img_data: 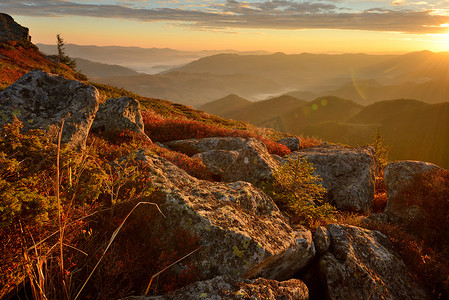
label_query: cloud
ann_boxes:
[1,0,449,33]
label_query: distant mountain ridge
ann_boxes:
[37,43,270,74]
[75,58,140,78]
[95,72,283,106]
[76,49,449,105]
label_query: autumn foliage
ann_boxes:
[142,111,291,157]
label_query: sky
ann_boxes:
[2,0,449,53]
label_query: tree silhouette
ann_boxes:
[55,33,76,69]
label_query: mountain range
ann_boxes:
[36,43,269,74]
[38,43,449,106]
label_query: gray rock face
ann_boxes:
[0,13,31,42]
[195,138,281,184]
[277,137,300,152]
[135,150,315,281]
[313,226,330,255]
[319,224,428,300]
[384,160,442,222]
[0,70,100,148]
[165,137,280,184]
[91,96,149,139]
[165,137,248,156]
[140,275,308,300]
[289,145,376,212]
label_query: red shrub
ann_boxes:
[88,130,212,180]
[149,144,213,181]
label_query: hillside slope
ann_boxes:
[0,40,85,89]
[75,57,140,78]
[222,95,307,125]
[199,94,253,116]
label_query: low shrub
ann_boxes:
[262,157,336,227]
[0,120,205,299]
[395,169,449,254]
[364,220,449,299]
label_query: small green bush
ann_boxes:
[262,157,336,227]
[370,129,390,174]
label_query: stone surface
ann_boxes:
[136,275,308,300]
[194,138,281,184]
[0,70,100,148]
[384,160,442,222]
[288,145,376,212]
[312,226,330,255]
[134,149,315,281]
[165,137,248,156]
[91,96,149,139]
[0,13,31,42]
[277,137,300,152]
[319,224,428,300]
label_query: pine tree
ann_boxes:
[55,33,76,69]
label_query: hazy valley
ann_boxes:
[50,47,449,106]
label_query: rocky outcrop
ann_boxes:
[318,224,427,300]
[138,275,308,300]
[288,145,376,212]
[165,137,280,184]
[0,13,31,42]
[134,149,315,281]
[384,160,442,222]
[0,70,100,148]
[312,226,330,255]
[91,96,149,139]
[277,137,300,152]
[165,137,247,156]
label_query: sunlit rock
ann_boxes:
[0,70,99,148]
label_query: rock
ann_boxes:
[194,138,281,184]
[165,137,280,184]
[277,137,300,152]
[384,160,442,222]
[0,13,31,42]
[134,275,308,300]
[165,137,248,156]
[0,70,100,148]
[91,96,149,139]
[288,145,376,212]
[319,224,427,300]
[313,226,330,255]
[134,150,315,281]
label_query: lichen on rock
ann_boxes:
[134,149,315,282]
[0,70,100,148]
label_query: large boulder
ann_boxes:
[91,96,149,139]
[318,224,428,300]
[138,275,308,300]
[384,160,442,222]
[288,145,376,212]
[199,138,280,184]
[0,13,31,42]
[166,137,281,184]
[134,149,315,281]
[0,70,100,148]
